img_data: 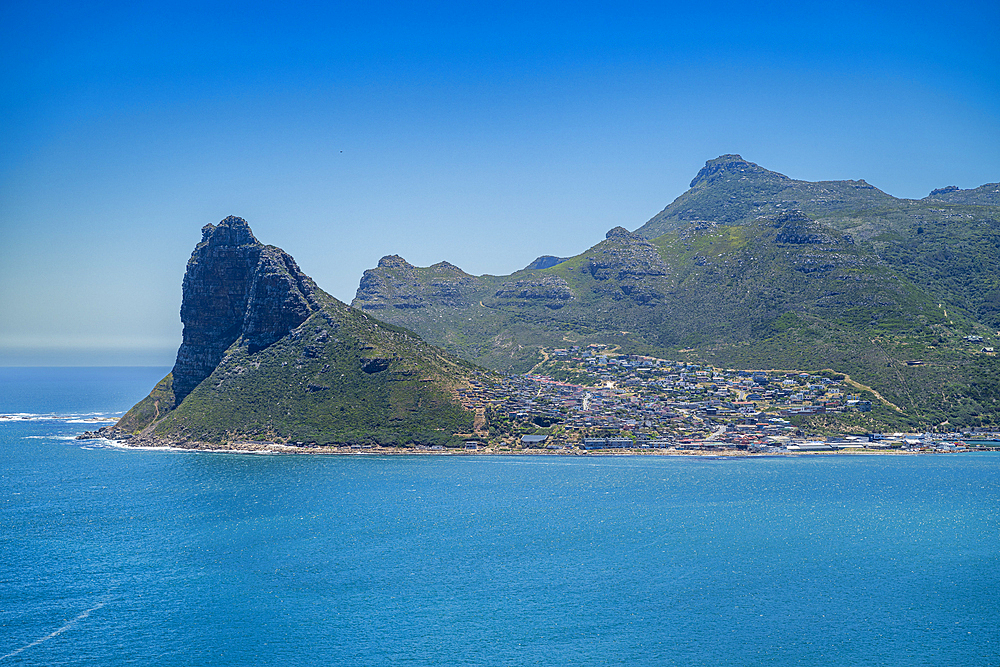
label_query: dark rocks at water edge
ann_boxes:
[100,216,482,449]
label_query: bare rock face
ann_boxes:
[494,275,574,308]
[523,255,569,270]
[588,227,669,281]
[354,255,478,312]
[170,216,319,403]
[772,210,840,245]
[243,247,318,353]
[688,154,790,189]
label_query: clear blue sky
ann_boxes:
[2,0,998,365]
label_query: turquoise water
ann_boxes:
[1,368,998,665]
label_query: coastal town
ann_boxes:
[454,344,1000,455]
[44,341,999,456]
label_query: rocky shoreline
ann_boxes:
[77,429,951,457]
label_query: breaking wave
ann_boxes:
[0,412,120,423]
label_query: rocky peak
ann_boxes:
[606,226,636,240]
[199,215,259,247]
[378,254,413,269]
[171,217,319,404]
[431,261,466,274]
[524,255,569,271]
[689,154,790,189]
[922,182,1000,206]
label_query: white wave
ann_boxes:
[0,602,104,661]
[1,412,121,424]
[23,435,80,441]
[82,438,180,452]
[0,414,52,422]
[99,440,291,455]
[79,438,131,450]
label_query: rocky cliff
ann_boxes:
[171,216,320,404]
[101,217,480,448]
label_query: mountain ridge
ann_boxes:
[351,155,1000,430]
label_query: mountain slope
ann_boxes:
[105,216,480,448]
[635,154,899,239]
[352,157,1000,429]
[632,155,1000,328]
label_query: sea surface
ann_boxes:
[1,367,997,666]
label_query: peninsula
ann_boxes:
[86,216,484,449]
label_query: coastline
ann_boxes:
[81,435,963,457]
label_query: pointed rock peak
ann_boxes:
[173,216,317,404]
[606,226,636,240]
[524,255,569,271]
[432,260,462,271]
[378,254,413,269]
[690,154,790,188]
[200,215,259,247]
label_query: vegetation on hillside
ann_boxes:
[350,156,1000,430]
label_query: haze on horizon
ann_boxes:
[2,0,998,366]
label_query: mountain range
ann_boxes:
[352,155,1000,430]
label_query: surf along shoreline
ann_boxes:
[75,431,958,457]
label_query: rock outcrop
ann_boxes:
[354,255,478,312]
[170,216,320,404]
[494,275,574,307]
[923,182,1000,206]
[524,255,569,270]
[588,227,669,282]
[772,210,829,245]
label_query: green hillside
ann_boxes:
[352,157,1000,430]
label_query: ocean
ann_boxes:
[1,367,997,666]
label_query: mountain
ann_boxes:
[101,216,482,448]
[634,155,1000,329]
[923,183,1000,207]
[634,154,899,239]
[352,156,1000,430]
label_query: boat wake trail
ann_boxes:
[0,602,105,661]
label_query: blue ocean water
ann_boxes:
[1,368,997,666]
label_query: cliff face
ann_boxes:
[170,216,319,404]
[354,255,479,312]
[587,226,669,283]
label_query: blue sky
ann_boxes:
[2,0,998,365]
